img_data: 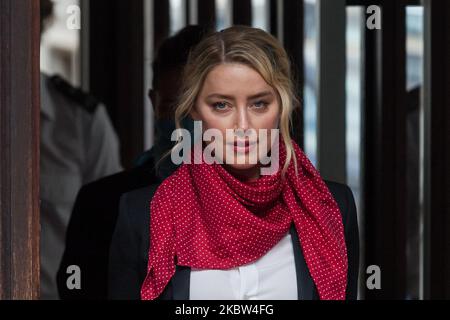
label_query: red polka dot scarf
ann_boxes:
[141,137,348,300]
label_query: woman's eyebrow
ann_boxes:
[248,91,273,100]
[206,93,234,100]
[206,91,273,100]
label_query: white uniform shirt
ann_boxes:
[40,73,123,299]
[189,231,298,300]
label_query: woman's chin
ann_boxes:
[224,162,258,171]
[222,162,262,182]
[222,151,260,169]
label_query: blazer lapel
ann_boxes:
[289,223,318,300]
[171,264,191,300]
[156,264,190,300]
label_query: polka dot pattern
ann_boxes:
[140,137,348,300]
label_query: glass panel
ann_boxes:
[252,0,270,31]
[346,6,365,299]
[216,0,233,30]
[169,0,186,35]
[405,5,424,300]
[345,7,364,241]
[303,0,318,166]
[407,7,424,91]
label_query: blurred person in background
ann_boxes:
[57,25,210,299]
[40,0,122,299]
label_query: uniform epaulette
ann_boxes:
[49,75,100,114]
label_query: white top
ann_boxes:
[189,231,298,300]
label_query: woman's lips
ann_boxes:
[228,140,257,154]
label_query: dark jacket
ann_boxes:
[56,162,157,299]
[108,180,360,300]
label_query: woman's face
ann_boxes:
[191,63,280,179]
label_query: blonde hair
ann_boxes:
[161,25,300,177]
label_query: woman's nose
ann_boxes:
[236,107,250,131]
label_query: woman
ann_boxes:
[109,26,359,300]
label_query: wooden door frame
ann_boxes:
[0,0,40,299]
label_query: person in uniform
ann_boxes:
[40,0,122,299]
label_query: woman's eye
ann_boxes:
[212,101,229,111]
[252,101,269,109]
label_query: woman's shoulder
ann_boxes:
[118,184,160,226]
[119,167,182,216]
[323,180,357,222]
[323,180,352,200]
[121,184,159,205]
[116,174,181,241]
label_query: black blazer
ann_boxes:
[108,181,359,300]
[57,163,157,299]
[108,180,359,300]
